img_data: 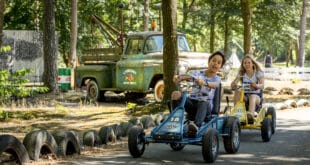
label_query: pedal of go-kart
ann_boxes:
[154,133,181,140]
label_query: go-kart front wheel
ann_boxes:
[128,126,146,158]
[202,128,219,163]
[170,142,185,151]
[223,116,241,153]
[261,117,272,142]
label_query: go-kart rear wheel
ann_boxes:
[266,106,276,134]
[128,126,145,158]
[202,128,219,163]
[223,116,240,153]
[261,117,272,142]
[169,142,185,151]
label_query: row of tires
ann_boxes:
[0,114,163,164]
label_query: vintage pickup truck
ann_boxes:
[74,31,210,102]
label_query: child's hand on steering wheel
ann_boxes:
[196,78,205,86]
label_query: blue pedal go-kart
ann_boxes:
[128,80,241,163]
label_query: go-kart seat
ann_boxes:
[204,83,222,122]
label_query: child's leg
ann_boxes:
[194,101,210,127]
[171,91,182,109]
[248,94,261,116]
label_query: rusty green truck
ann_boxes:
[74,31,210,102]
[74,14,211,102]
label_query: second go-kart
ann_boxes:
[224,76,276,142]
[128,80,241,163]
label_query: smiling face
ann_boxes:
[242,57,254,72]
[208,54,223,73]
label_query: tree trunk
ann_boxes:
[143,0,150,31]
[297,0,308,67]
[240,0,252,55]
[43,0,58,92]
[162,0,178,107]
[0,0,5,48]
[223,16,229,56]
[285,43,291,67]
[181,0,195,30]
[69,0,77,68]
[209,1,215,53]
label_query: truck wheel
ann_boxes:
[170,142,185,151]
[86,80,105,101]
[261,117,272,142]
[266,106,276,134]
[202,128,219,163]
[154,80,164,102]
[223,116,240,153]
[128,126,145,158]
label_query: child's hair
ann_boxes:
[208,51,226,67]
[237,54,264,82]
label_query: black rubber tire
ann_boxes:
[83,130,102,147]
[119,121,134,137]
[111,124,122,140]
[86,80,105,102]
[266,106,276,134]
[202,128,219,163]
[23,129,58,161]
[125,92,147,100]
[53,131,81,156]
[153,113,164,126]
[99,126,116,144]
[128,126,145,158]
[223,116,241,153]
[261,118,272,142]
[140,115,155,129]
[154,80,164,102]
[169,143,186,151]
[0,134,30,164]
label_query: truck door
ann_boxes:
[116,37,146,92]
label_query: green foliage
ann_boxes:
[126,102,166,116]
[0,110,35,121]
[0,45,12,53]
[0,69,49,102]
[3,0,308,65]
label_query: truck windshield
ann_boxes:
[144,35,190,53]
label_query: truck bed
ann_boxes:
[81,48,122,64]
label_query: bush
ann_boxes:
[0,69,49,103]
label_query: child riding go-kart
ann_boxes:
[128,79,241,163]
[224,76,276,142]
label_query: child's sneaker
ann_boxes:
[188,121,198,133]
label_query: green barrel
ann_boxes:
[58,68,71,91]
